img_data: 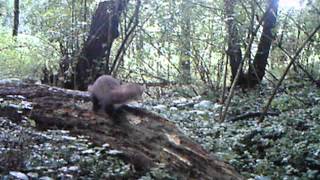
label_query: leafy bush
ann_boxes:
[0,27,59,79]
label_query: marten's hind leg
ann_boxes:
[91,95,101,112]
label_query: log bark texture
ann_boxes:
[0,81,243,180]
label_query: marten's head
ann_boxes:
[88,75,144,114]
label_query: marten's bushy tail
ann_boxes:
[109,84,144,104]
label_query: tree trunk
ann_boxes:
[224,0,245,85]
[179,0,192,84]
[0,81,243,180]
[248,0,279,86]
[75,0,127,90]
[12,0,19,37]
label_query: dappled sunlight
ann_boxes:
[279,0,305,10]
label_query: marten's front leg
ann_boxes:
[104,104,115,116]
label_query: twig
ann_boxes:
[228,111,280,122]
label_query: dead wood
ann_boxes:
[0,81,243,180]
[228,111,280,122]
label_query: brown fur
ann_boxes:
[88,75,144,114]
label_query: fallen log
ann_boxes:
[0,81,243,179]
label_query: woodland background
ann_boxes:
[0,0,320,179]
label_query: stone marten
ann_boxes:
[88,75,144,115]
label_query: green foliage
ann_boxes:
[271,94,304,111]
[1,0,319,85]
[0,128,31,173]
[0,28,59,79]
[139,165,178,180]
[78,153,130,179]
[310,106,320,118]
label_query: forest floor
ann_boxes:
[0,79,319,179]
[146,81,320,180]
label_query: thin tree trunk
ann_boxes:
[224,0,244,85]
[83,0,88,42]
[12,0,19,37]
[179,0,192,84]
[111,0,141,75]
